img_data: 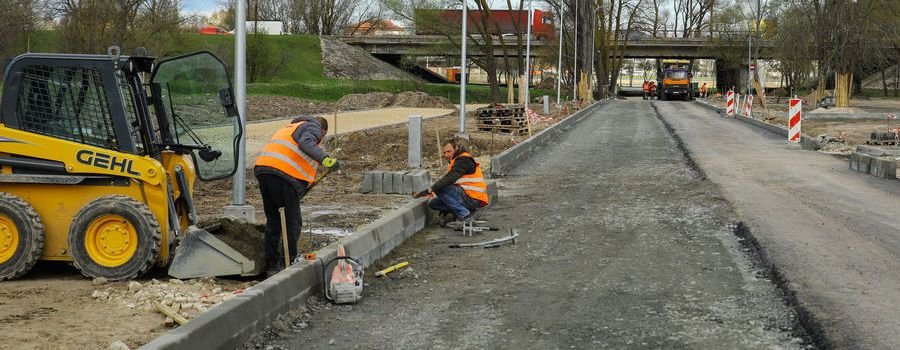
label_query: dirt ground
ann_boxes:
[0,94,579,350]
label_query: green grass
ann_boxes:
[6,31,555,103]
[248,80,556,103]
[860,88,900,99]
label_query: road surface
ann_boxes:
[246,99,810,349]
[657,100,900,349]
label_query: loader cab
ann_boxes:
[0,53,150,158]
[149,51,242,181]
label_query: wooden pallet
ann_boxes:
[478,126,528,135]
[477,119,527,128]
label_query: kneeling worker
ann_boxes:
[414,138,489,223]
[255,115,339,275]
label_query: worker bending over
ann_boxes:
[414,138,489,224]
[254,115,339,275]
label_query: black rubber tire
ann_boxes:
[68,195,161,280]
[0,192,44,281]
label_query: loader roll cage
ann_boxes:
[0,50,242,182]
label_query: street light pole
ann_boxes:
[573,0,578,101]
[225,0,255,222]
[459,0,468,135]
[556,11,563,105]
[525,0,533,109]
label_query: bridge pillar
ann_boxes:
[715,59,748,94]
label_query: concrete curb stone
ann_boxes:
[693,100,819,151]
[143,172,502,349]
[490,100,610,177]
[141,198,433,350]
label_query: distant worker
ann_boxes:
[642,80,650,100]
[255,115,340,276]
[649,81,658,100]
[414,138,488,225]
[700,83,708,98]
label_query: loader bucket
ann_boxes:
[168,225,259,279]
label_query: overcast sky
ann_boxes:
[183,0,219,15]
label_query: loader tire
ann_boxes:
[0,193,44,281]
[68,195,161,281]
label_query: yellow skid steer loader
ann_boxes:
[0,48,257,280]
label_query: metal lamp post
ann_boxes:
[524,0,533,109]
[556,11,563,106]
[573,0,578,100]
[226,0,255,222]
[458,0,468,136]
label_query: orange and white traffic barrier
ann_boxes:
[726,90,735,115]
[742,95,753,117]
[788,98,802,142]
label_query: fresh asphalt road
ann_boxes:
[657,100,900,349]
[247,99,809,349]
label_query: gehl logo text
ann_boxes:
[76,150,141,176]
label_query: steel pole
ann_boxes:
[525,0,533,108]
[232,0,247,206]
[556,13,563,105]
[459,1,468,134]
[573,0,578,100]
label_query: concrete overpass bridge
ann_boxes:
[335,34,776,60]
[336,33,776,92]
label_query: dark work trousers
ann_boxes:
[257,174,308,268]
[428,185,480,218]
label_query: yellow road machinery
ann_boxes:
[0,48,256,280]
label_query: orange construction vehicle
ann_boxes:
[657,59,692,101]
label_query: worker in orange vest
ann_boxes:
[649,81,658,99]
[642,80,650,100]
[414,138,488,225]
[255,115,340,275]
[700,83,708,98]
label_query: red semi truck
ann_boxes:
[415,9,556,40]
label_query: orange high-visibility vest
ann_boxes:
[700,84,707,93]
[255,121,319,183]
[448,152,488,206]
[642,82,650,92]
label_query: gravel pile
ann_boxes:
[335,92,457,111]
[336,92,395,110]
[391,91,456,109]
[91,277,257,321]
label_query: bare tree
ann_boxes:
[47,0,185,54]
[595,0,644,97]
[0,0,40,59]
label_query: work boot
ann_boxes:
[436,212,456,227]
[265,260,284,278]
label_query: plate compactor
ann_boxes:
[323,245,364,304]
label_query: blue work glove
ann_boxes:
[322,156,340,171]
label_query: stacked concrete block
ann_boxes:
[849,153,860,171]
[392,172,405,194]
[859,155,872,174]
[870,158,897,179]
[848,153,898,179]
[362,170,431,194]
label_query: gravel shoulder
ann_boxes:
[657,100,900,349]
[248,100,807,349]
